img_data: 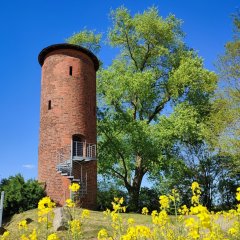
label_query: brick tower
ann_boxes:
[38,43,99,209]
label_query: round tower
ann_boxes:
[38,43,99,209]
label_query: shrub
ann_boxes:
[139,187,160,213]
[0,174,45,217]
[97,181,127,211]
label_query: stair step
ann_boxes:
[73,179,80,182]
[58,164,69,167]
[67,176,74,179]
[61,173,68,176]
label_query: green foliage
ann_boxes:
[215,11,240,173]
[67,6,221,211]
[97,181,127,211]
[66,29,102,54]
[139,187,160,213]
[0,174,45,217]
[96,6,217,211]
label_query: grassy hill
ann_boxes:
[2,208,152,239]
[1,207,235,239]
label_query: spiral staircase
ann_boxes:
[56,141,96,195]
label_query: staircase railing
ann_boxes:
[56,141,96,177]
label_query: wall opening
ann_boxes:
[72,134,85,157]
[48,100,51,110]
[69,66,72,76]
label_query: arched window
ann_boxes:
[72,134,84,157]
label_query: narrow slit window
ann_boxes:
[48,100,51,110]
[69,66,72,76]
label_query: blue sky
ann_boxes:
[0,0,239,181]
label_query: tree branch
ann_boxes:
[147,94,170,124]
[124,30,139,70]
[140,43,150,72]
[100,125,129,180]
[110,167,132,189]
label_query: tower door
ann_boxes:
[72,135,84,157]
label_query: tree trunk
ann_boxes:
[128,185,141,212]
[126,156,145,212]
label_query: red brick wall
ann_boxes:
[38,47,97,208]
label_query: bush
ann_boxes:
[139,187,160,213]
[0,174,45,217]
[97,181,127,211]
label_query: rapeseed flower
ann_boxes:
[159,195,170,209]
[81,209,90,219]
[20,234,29,240]
[97,228,110,240]
[29,229,37,240]
[1,231,10,240]
[18,220,28,230]
[69,183,80,192]
[47,233,59,240]
[141,207,149,215]
[69,219,81,234]
[65,198,75,208]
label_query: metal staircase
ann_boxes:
[56,141,96,195]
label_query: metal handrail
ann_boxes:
[72,141,96,158]
[57,142,96,165]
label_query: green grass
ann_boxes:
[2,208,152,239]
[2,208,234,239]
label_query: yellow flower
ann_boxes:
[151,210,158,216]
[38,196,55,216]
[38,197,55,223]
[81,209,90,219]
[188,229,200,239]
[97,228,110,240]
[127,218,135,225]
[152,209,169,226]
[185,217,197,227]
[20,234,29,240]
[121,225,152,239]
[237,204,240,213]
[1,231,10,240]
[159,195,170,209]
[47,233,59,240]
[69,183,80,192]
[198,211,211,229]
[170,188,180,202]
[179,205,189,215]
[29,229,37,240]
[236,187,240,201]
[228,227,238,236]
[191,195,200,206]
[191,182,200,191]
[141,207,149,215]
[38,216,47,223]
[69,219,81,234]
[103,208,111,217]
[18,220,28,230]
[119,197,124,205]
[65,198,75,208]
[191,181,201,196]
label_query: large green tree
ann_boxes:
[216,12,240,173]
[68,7,217,210]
